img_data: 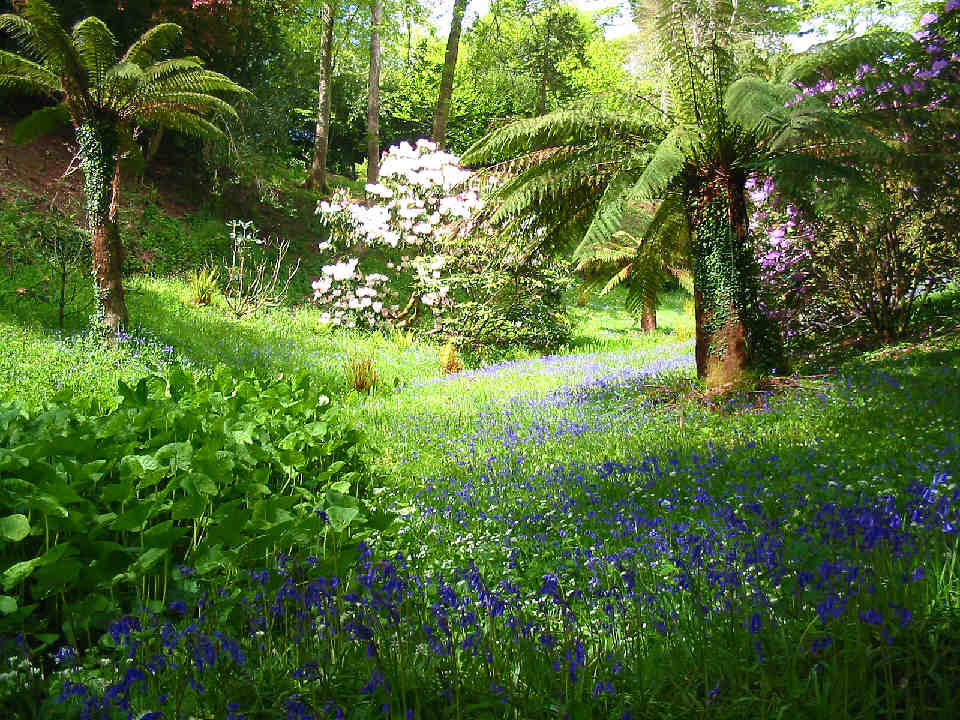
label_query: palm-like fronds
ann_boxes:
[0,49,58,97]
[0,0,252,330]
[780,29,914,85]
[72,16,117,101]
[0,0,249,143]
[122,23,182,67]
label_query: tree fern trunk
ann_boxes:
[78,119,128,331]
[690,168,780,386]
[366,0,383,187]
[432,0,468,149]
[641,295,657,332]
[305,1,336,191]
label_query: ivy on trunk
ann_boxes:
[77,119,128,332]
[689,167,782,385]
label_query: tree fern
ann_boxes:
[0,0,249,330]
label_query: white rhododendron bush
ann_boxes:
[313,140,488,329]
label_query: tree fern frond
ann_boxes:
[72,16,117,98]
[598,262,634,296]
[725,76,794,136]
[461,109,658,165]
[780,29,914,85]
[573,173,637,259]
[627,125,696,201]
[132,92,240,123]
[122,23,182,67]
[140,67,250,98]
[135,110,226,142]
[488,146,633,224]
[0,49,59,97]
[13,0,85,91]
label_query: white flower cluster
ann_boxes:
[312,139,492,328]
[312,261,394,328]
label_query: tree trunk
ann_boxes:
[144,127,164,166]
[689,168,780,386]
[641,295,657,332]
[366,0,383,187]
[77,119,129,332]
[305,1,336,192]
[432,0,469,149]
[536,66,548,116]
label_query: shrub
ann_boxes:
[0,364,375,646]
[223,220,300,318]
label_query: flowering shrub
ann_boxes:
[752,3,960,346]
[313,140,479,330]
[313,140,572,354]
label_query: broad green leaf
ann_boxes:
[155,442,193,473]
[111,503,153,532]
[181,472,219,496]
[0,595,17,614]
[171,495,206,520]
[326,506,360,532]
[0,514,30,542]
[2,559,39,590]
[25,494,68,518]
[141,521,188,549]
[132,547,167,574]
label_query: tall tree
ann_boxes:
[431,0,468,148]
[304,1,337,191]
[366,0,383,185]
[0,0,247,330]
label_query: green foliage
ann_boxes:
[187,265,218,305]
[0,363,373,643]
[345,355,379,393]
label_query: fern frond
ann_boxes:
[135,110,226,142]
[572,173,638,259]
[8,0,85,91]
[122,23,182,67]
[725,76,795,136]
[72,16,117,98]
[627,125,696,201]
[780,29,914,85]
[461,109,657,165]
[0,49,59,97]
[129,92,240,125]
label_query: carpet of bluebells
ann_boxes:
[5,338,960,719]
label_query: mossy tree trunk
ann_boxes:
[432,0,468,149]
[78,119,128,331]
[366,0,383,187]
[689,166,780,386]
[305,1,336,192]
